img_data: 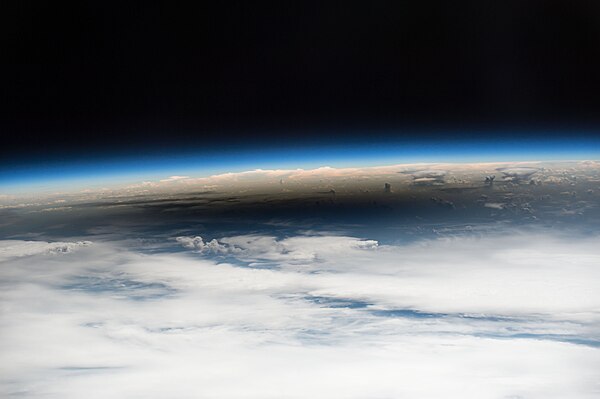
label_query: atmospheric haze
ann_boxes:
[1,160,599,398]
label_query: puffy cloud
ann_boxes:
[1,231,599,398]
[175,236,230,254]
[176,234,379,263]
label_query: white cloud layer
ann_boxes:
[1,232,599,398]
[0,240,92,261]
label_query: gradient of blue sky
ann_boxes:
[1,136,599,194]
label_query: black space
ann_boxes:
[2,1,600,162]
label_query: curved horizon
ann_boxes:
[2,135,599,195]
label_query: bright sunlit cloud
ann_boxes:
[1,230,599,398]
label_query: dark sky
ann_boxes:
[2,1,600,163]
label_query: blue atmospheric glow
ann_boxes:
[1,136,599,194]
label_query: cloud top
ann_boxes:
[1,231,599,398]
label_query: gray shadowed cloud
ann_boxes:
[401,169,448,186]
[497,166,539,181]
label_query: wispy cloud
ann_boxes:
[159,175,190,182]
